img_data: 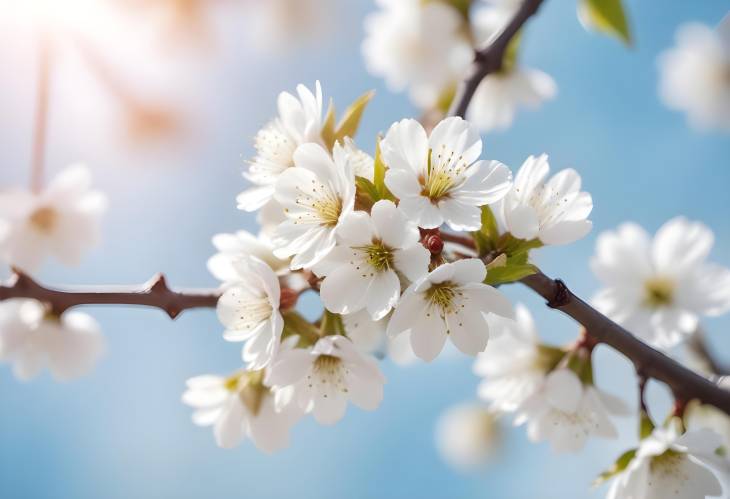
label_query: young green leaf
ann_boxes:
[593,448,637,486]
[578,0,632,46]
[470,205,500,255]
[321,99,337,151]
[334,90,375,143]
[484,262,538,286]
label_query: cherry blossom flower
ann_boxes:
[237,82,324,212]
[216,256,283,370]
[658,20,730,131]
[474,304,552,412]
[265,335,386,425]
[435,403,500,471]
[387,259,514,361]
[515,368,628,452]
[0,165,107,272]
[605,424,724,499]
[343,310,417,366]
[182,370,301,453]
[314,199,430,320]
[207,230,289,283]
[381,117,512,230]
[591,217,730,349]
[362,0,471,108]
[272,142,355,269]
[0,299,105,381]
[493,154,593,245]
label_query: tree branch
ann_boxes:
[521,271,730,414]
[0,270,219,319]
[449,0,546,118]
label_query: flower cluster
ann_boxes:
[182,80,598,452]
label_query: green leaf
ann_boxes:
[497,234,543,256]
[484,262,538,286]
[321,99,336,151]
[470,205,500,255]
[639,410,655,440]
[578,0,632,46]
[501,31,522,73]
[594,449,637,486]
[373,138,387,197]
[320,310,346,336]
[334,90,375,143]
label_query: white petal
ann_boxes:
[392,244,430,283]
[365,270,401,320]
[380,118,429,175]
[409,306,448,362]
[544,369,583,413]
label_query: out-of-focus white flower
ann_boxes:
[493,154,593,245]
[362,0,471,108]
[591,217,730,350]
[266,335,385,425]
[343,309,417,366]
[243,0,337,52]
[381,117,512,231]
[238,82,324,212]
[467,69,557,132]
[387,259,513,362]
[216,256,283,370]
[207,230,288,282]
[0,165,107,272]
[182,370,301,453]
[658,21,730,131]
[515,368,628,452]
[272,142,355,269]
[435,403,500,471]
[685,394,730,499]
[315,199,430,320]
[0,299,105,381]
[474,304,549,412]
[605,424,724,499]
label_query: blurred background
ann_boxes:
[0,1,728,498]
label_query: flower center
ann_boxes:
[29,206,58,233]
[355,239,393,272]
[650,450,689,482]
[419,146,468,202]
[643,276,675,308]
[226,370,267,416]
[425,282,460,315]
[253,123,296,176]
[291,181,343,228]
[311,354,348,396]
[237,296,274,330]
[314,194,343,227]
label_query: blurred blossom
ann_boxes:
[124,101,187,145]
[658,18,730,131]
[0,299,105,382]
[435,403,500,471]
[0,165,107,273]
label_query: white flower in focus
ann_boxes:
[266,335,386,425]
[0,299,105,381]
[381,117,512,230]
[0,165,107,272]
[272,142,355,269]
[387,259,514,362]
[606,424,724,499]
[362,0,472,108]
[658,21,730,131]
[467,69,557,132]
[216,256,283,370]
[515,368,628,452]
[315,199,430,320]
[343,309,417,366]
[182,370,301,453]
[237,82,324,212]
[494,154,593,245]
[207,230,289,283]
[474,304,550,412]
[591,217,730,349]
[435,403,500,471]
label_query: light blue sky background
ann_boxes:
[0,1,729,498]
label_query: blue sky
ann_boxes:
[0,1,729,498]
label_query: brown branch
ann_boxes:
[30,34,52,193]
[521,271,730,414]
[0,270,219,319]
[449,0,546,118]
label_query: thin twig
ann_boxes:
[30,34,52,193]
[449,0,546,118]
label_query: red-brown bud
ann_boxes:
[279,288,299,311]
[423,233,444,255]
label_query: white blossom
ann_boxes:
[474,303,549,412]
[0,164,107,272]
[591,217,730,350]
[182,370,301,453]
[216,256,283,370]
[435,403,500,471]
[381,117,512,231]
[515,368,628,452]
[342,309,417,366]
[493,154,593,245]
[606,424,724,499]
[272,142,356,269]
[265,335,386,425]
[314,199,430,320]
[658,20,730,131]
[207,230,288,283]
[237,82,324,212]
[362,0,471,108]
[243,0,337,52]
[387,259,513,362]
[0,299,105,381]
